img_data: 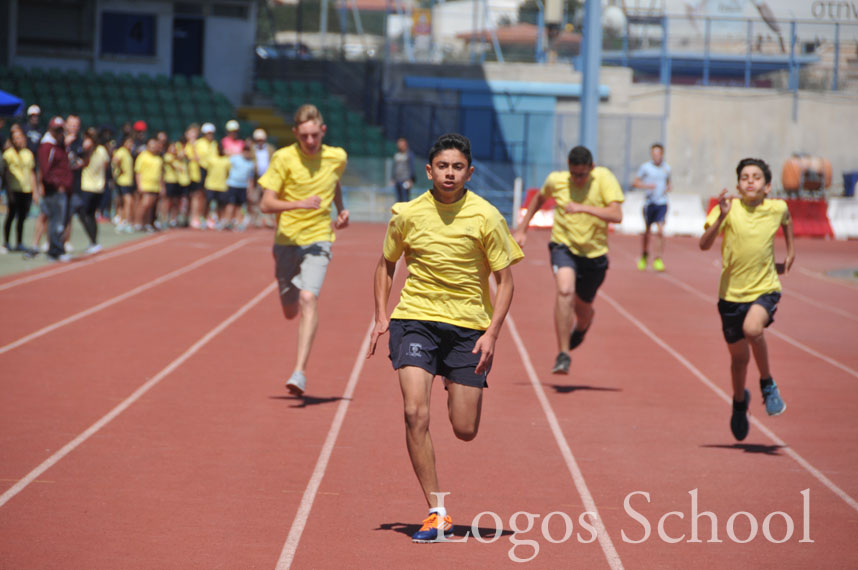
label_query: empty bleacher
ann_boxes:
[0,66,244,140]
[255,78,397,158]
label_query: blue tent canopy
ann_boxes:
[0,89,24,117]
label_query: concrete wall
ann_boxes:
[627,86,858,195]
[204,14,256,105]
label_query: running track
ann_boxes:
[1,225,856,569]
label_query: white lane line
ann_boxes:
[275,321,373,570]
[600,291,858,514]
[657,272,858,380]
[506,314,624,570]
[796,266,858,290]
[0,237,255,355]
[0,234,173,292]
[781,287,858,323]
[0,281,277,509]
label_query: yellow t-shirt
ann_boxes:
[204,155,230,192]
[2,147,35,193]
[258,144,348,246]
[178,142,199,184]
[705,198,788,302]
[541,167,625,258]
[195,138,214,171]
[113,146,134,187]
[135,150,163,193]
[81,145,110,193]
[383,190,524,330]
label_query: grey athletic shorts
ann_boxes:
[273,241,332,303]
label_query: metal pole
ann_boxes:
[536,1,545,63]
[833,22,840,90]
[579,0,602,160]
[703,17,710,86]
[744,19,752,88]
[790,21,798,122]
[321,0,329,54]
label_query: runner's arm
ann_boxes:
[564,200,623,223]
[368,255,397,358]
[333,181,349,229]
[779,209,796,274]
[473,265,515,374]
[259,188,321,213]
[513,191,547,246]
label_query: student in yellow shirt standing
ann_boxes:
[700,158,795,441]
[112,135,136,233]
[192,123,216,229]
[162,140,190,228]
[514,145,624,375]
[259,104,349,396]
[78,128,110,254]
[368,133,523,542]
[134,138,164,232]
[2,129,38,253]
[203,141,231,229]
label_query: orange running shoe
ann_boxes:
[412,512,454,542]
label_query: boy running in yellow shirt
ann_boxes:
[259,104,349,396]
[368,133,523,542]
[700,158,795,441]
[514,145,624,375]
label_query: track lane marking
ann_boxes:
[600,290,858,514]
[0,234,173,292]
[0,281,277,508]
[0,237,256,355]
[506,313,624,570]
[274,321,373,570]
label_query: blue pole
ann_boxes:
[703,17,710,86]
[789,20,797,92]
[659,16,669,85]
[580,0,602,160]
[536,1,545,63]
[833,23,840,90]
[744,19,752,88]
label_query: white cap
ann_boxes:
[27,104,41,116]
[200,122,215,134]
[253,128,267,141]
[225,119,240,131]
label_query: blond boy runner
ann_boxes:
[700,158,795,441]
[259,105,349,396]
[514,145,624,375]
[368,133,523,542]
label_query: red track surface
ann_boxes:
[1,225,856,569]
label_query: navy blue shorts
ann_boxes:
[227,186,247,206]
[643,203,668,225]
[117,185,136,196]
[166,183,186,198]
[389,319,488,388]
[206,190,228,207]
[717,292,781,344]
[548,242,608,304]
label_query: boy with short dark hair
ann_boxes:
[633,142,671,271]
[368,133,523,542]
[513,145,624,375]
[700,158,795,441]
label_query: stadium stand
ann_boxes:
[0,65,245,139]
[256,78,397,158]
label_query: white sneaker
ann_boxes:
[38,243,48,253]
[286,371,306,396]
[0,245,8,254]
[85,243,103,255]
[64,241,74,253]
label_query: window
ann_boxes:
[101,12,157,57]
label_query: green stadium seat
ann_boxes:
[117,72,135,84]
[104,85,122,100]
[153,74,171,86]
[272,80,289,95]
[121,85,141,100]
[255,79,272,95]
[190,75,208,89]
[307,81,325,98]
[143,100,162,116]
[172,74,189,88]
[100,71,118,85]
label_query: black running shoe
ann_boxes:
[569,326,590,350]
[730,389,750,441]
[552,352,571,374]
